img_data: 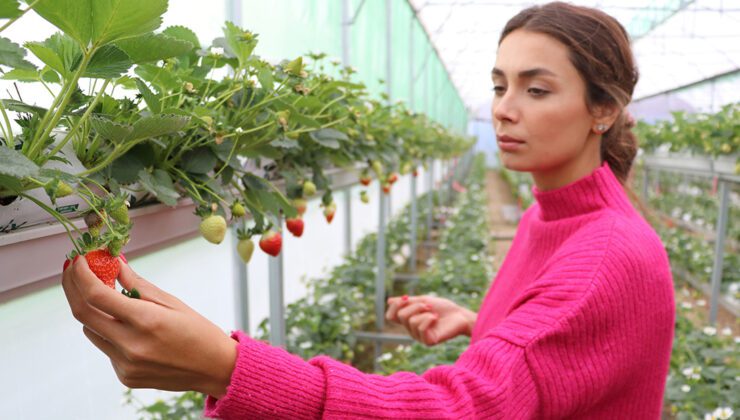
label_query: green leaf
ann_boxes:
[126,114,189,142]
[0,36,35,70]
[110,152,145,184]
[308,128,347,149]
[135,63,180,92]
[138,168,179,206]
[1,99,48,116]
[270,137,299,149]
[162,25,200,50]
[179,147,216,174]
[90,115,132,143]
[84,44,131,78]
[0,147,39,178]
[0,0,21,19]
[114,33,193,63]
[222,21,257,66]
[0,173,23,192]
[33,0,168,47]
[24,33,81,77]
[2,68,43,82]
[211,139,242,169]
[241,172,271,191]
[135,78,161,113]
[257,67,273,90]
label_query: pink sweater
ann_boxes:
[205,162,675,419]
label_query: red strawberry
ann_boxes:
[293,198,308,215]
[286,217,304,237]
[86,249,119,289]
[412,169,418,177]
[259,230,282,257]
[382,183,392,194]
[323,202,336,224]
[359,170,372,186]
[387,173,399,184]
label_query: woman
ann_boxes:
[62,2,675,418]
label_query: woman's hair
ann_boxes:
[500,2,639,185]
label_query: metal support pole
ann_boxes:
[344,187,352,255]
[427,158,434,242]
[709,181,730,325]
[232,224,249,333]
[268,216,285,347]
[409,173,418,272]
[642,166,649,202]
[375,181,387,367]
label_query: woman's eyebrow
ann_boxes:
[491,67,557,78]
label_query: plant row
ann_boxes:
[0,0,472,274]
[635,103,740,165]
[377,154,492,374]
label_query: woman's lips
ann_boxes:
[497,135,525,152]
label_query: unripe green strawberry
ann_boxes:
[108,239,124,257]
[303,180,317,197]
[293,198,308,215]
[400,162,412,175]
[237,238,255,263]
[720,143,731,154]
[285,56,303,76]
[231,202,246,218]
[360,191,369,204]
[109,202,130,225]
[56,181,73,197]
[200,215,227,244]
[371,160,383,177]
[259,230,282,257]
[86,249,119,289]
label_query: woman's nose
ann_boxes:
[492,94,519,124]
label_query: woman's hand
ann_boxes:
[385,295,477,346]
[61,256,238,398]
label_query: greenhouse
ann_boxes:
[0,0,737,419]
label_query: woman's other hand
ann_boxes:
[385,295,477,346]
[62,256,237,398]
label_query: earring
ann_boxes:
[595,124,608,134]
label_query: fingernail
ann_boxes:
[63,258,71,272]
[72,255,80,264]
[120,253,128,264]
[424,304,433,311]
[401,295,409,302]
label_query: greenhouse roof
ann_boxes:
[409,0,740,116]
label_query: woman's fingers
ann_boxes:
[66,256,140,323]
[82,325,122,360]
[385,295,410,322]
[62,269,128,341]
[408,312,438,344]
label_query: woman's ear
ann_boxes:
[591,105,620,134]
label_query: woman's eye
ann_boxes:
[492,86,506,95]
[528,87,549,97]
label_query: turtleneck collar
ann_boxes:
[532,161,634,221]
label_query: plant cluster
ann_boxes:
[0,0,473,273]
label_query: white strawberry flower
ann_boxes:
[721,327,732,336]
[681,302,693,309]
[697,299,707,307]
[703,326,718,336]
[210,47,224,56]
[299,341,312,349]
[712,407,733,420]
[680,384,691,392]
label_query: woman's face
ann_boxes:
[491,29,602,189]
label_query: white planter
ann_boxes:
[0,137,88,234]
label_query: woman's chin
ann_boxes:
[498,154,532,173]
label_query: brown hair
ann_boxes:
[500,2,639,185]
